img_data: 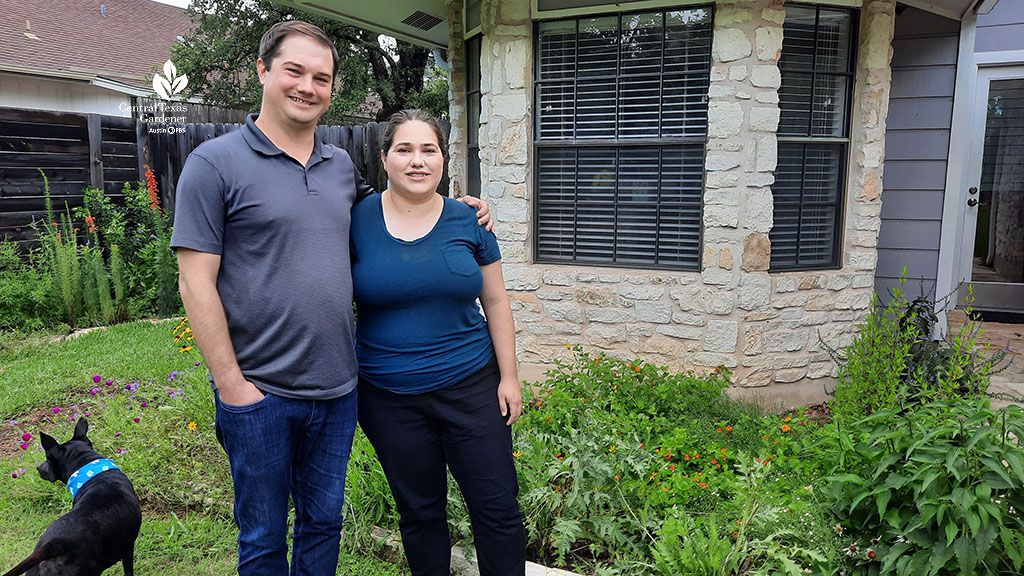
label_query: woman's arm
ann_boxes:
[479,260,522,425]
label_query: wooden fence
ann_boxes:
[0,106,447,249]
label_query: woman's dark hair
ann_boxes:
[381,109,448,156]
[259,20,340,79]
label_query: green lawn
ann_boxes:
[0,321,405,576]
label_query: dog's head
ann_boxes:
[37,418,95,484]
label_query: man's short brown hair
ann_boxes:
[259,20,340,79]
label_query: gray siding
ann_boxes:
[875,7,959,299]
[976,0,1024,53]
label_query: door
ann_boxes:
[959,66,1024,312]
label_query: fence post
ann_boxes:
[87,114,104,190]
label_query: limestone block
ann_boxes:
[743,188,773,233]
[741,233,771,271]
[586,308,636,324]
[744,324,765,355]
[764,330,808,353]
[715,6,752,27]
[737,272,771,310]
[555,322,582,335]
[831,310,857,322]
[576,286,618,307]
[741,310,778,322]
[706,153,742,172]
[736,90,752,100]
[599,274,622,283]
[544,271,577,286]
[644,334,695,357]
[805,295,835,312]
[497,199,530,223]
[490,165,528,184]
[703,245,717,269]
[620,283,666,301]
[836,290,872,311]
[536,290,570,301]
[755,135,777,172]
[498,123,529,164]
[713,28,752,63]
[706,171,740,189]
[636,301,672,324]
[585,325,627,347]
[808,361,836,379]
[499,0,530,22]
[708,102,744,138]
[775,277,796,293]
[494,25,529,36]
[746,172,776,188]
[755,27,783,61]
[702,266,734,286]
[772,293,811,309]
[755,91,780,104]
[503,41,529,90]
[656,324,704,340]
[704,320,739,352]
[503,264,542,290]
[498,243,528,263]
[848,250,878,271]
[798,311,830,326]
[527,323,554,335]
[799,275,826,290]
[670,286,736,315]
[728,66,748,81]
[672,312,705,326]
[518,313,544,323]
[689,352,738,368]
[739,368,773,387]
[749,107,781,132]
[543,300,582,322]
[775,367,808,383]
[720,248,734,270]
[761,8,786,25]
[491,94,528,122]
[709,84,737,98]
[827,274,853,291]
[705,204,740,228]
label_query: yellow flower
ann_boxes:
[178,346,193,353]
[187,421,197,431]
[513,450,522,459]
[608,445,616,453]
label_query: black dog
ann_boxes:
[3,418,142,576]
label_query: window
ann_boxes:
[770,4,856,270]
[534,7,713,269]
[466,35,481,197]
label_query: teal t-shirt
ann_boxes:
[351,194,502,393]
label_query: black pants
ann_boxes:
[358,358,526,576]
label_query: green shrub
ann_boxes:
[0,240,57,330]
[829,274,1009,423]
[821,397,1024,575]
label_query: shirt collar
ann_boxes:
[67,458,120,500]
[241,114,334,162]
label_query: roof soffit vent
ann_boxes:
[401,11,444,31]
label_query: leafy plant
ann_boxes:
[821,397,1024,575]
[827,273,1010,422]
[0,240,56,330]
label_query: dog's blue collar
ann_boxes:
[67,458,120,500]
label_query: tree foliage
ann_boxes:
[171,0,448,122]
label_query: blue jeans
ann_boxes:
[214,388,358,576]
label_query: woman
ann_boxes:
[350,109,526,576]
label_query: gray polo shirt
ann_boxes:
[170,115,370,399]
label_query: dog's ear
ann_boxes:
[73,417,89,441]
[40,432,58,451]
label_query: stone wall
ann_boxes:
[448,0,897,400]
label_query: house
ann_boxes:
[0,0,197,117]
[246,0,1024,401]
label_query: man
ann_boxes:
[171,21,489,575]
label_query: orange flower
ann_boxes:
[693,453,699,459]
[699,482,707,489]
[614,475,619,481]
[144,164,161,215]
[669,465,675,471]
[781,424,791,433]
[716,427,723,433]
[784,416,792,423]
[633,366,641,372]
[711,458,718,465]
[726,425,733,432]
[684,454,690,461]
[732,530,739,539]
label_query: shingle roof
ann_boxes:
[0,0,194,90]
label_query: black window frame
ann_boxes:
[466,35,482,198]
[532,6,714,271]
[770,3,858,271]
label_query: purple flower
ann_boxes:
[52,407,60,414]
[125,382,138,393]
[11,472,17,478]
[116,448,125,454]
[114,432,121,437]
[90,387,100,395]
[21,433,30,442]
[106,380,114,386]
[133,417,140,423]
[84,412,92,417]
[19,442,28,450]
[93,375,102,383]
[141,402,148,408]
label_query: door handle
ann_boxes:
[967,198,979,207]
